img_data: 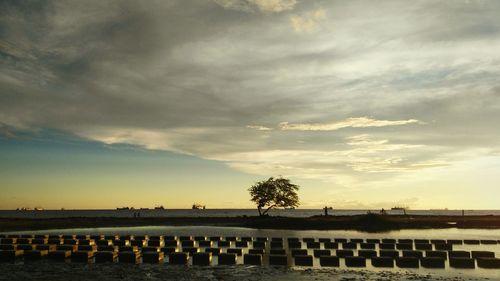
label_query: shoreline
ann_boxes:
[2,214,500,232]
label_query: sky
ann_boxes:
[1,0,500,210]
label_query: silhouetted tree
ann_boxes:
[248,177,300,216]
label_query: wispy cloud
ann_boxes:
[214,0,296,13]
[246,125,273,131]
[279,117,421,131]
[290,8,326,33]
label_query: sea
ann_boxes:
[1,208,499,219]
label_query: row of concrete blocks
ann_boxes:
[0,239,460,251]
[2,235,498,245]
[2,249,500,269]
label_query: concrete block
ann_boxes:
[96,240,112,246]
[56,245,78,252]
[336,249,354,258]
[168,252,188,265]
[194,236,206,241]
[95,251,117,263]
[64,239,78,245]
[78,240,92,246]
[463,239,480,245]
[235,241,248,248]
[48,239,62,245]
[160,247,178,254]
[163,236,176,241]
[477,258,500,268]
[48,250,71,261]
[421,257,445,268]
[24,250,49,261]
[434,243,453,251]
[398,239,413,244]
[342,242,357,249]
[324,242,338,249]
[415,243,432,250]
[71,251,93,263]
[218,241,230,247]
[271,241,283,249]
[32,238,47,245]
[358,250,377,258]
[118,246,135,252]
[198,241,212,248]
[244,254,262,265]
[147,240,161,247]
[270,249,286,255]
[319,256,339,267]
[248,249,264,255]
[351,238,364,243]
[294,255,313,266]
[227,248,242,256]
[302,238,315,243]
[345,256,366,267]
[130,240,146,247]
[334,238,347,243]
[209,236,221,242]
[306,242,320,249]
[16,244,35,251]
[366,239,380,244]
[291,249,308,257]
[225,236,237,241]
[182,247,199,255]
[0,250,23,262]
[371,257,394,267]
[449,251,470,258]
[447,239,463,245]
[313,249,331,258]
[481,240,497,245]
[77,245,97,251]
[396,243,413,250]
[449,257,475,268]
[318,238,331,243]
[240,237,252,242]
[255,237,268,242]
[35,244,56,251]
[382,239,396,244]
[0,245,15,250]
[360,243,375,249]
[288,241,302,249]
[142,247,159,252]
[396,257,419,268]
[379,243,395,250]
[181,240,194,247]
[415,239,429,244]
[192,252,211,266]
[379,250,399,258]
[472,251,495,259]
[252,241,266,249]
[431,239,446,244]
[269,254,287,266]
[426,251,447,259]
[218,253,237,265]
[402,250,423,258]
[204,248,221,255]
[119,251,140,264]
[179,236,192,241]
[17,238,31,244]
[142,251,164,263]
[164,240,178,247]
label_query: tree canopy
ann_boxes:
[248,177,300,216]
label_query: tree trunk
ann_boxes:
[257,206,262,216]
[262,204,276,216]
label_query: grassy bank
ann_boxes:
[2,214,500,233]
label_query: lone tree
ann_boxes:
[248,177,300,216]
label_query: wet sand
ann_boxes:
[2,214,500,232]
[0,263,491,281]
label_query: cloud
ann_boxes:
[279,117,421,131]
[290,8,326,32]
[214,0,296,13]
[246,125,273,131]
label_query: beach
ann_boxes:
[2,214,500,232]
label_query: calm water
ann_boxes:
[1,208,499,218]
[2,226,500,281]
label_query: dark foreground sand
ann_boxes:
[0,263,491,281]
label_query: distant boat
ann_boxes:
[391,206,408,211]
[34,207,44,211]
[117,207,130,210]
[154,205,165,210]
[192,203,206,210]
